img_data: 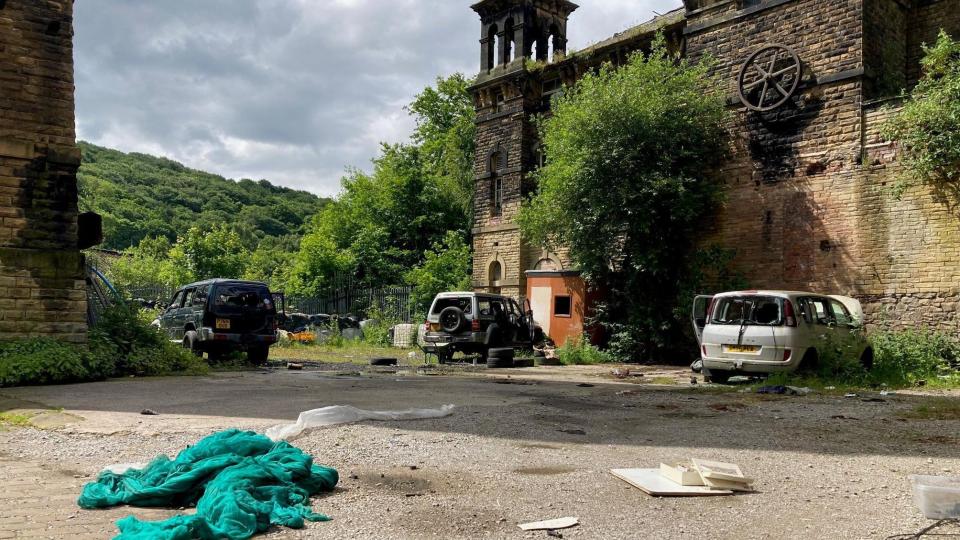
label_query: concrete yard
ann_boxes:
[1,365,958,539]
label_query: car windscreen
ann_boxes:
[210,284,274,314]
[431,297,472,315]
[711,296,783,326]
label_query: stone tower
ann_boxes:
[0,0,89,342]
[468,0,578,301]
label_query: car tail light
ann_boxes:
[471,318,480,332]
[784,300,798,327]
[783,349,792,362]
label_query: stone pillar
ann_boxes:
[0,0,88,342]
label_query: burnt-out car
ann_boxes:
[155,279,281,364]
[422,292,542,363]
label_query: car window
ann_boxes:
[195,285,209,304]
[431,297,473,315]
[829,299,853,326]
[711,296,782,326]
[183,288,196,307]
[509,299,523,316]
[477,299,492,318]
[211,284,273,312]
[798,297,832,325]
[168,291,184,311]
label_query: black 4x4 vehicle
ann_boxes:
[155,279,282,364]
[422,292,542,363]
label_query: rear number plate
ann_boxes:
[216,319,231,330]
[724,345,760,353]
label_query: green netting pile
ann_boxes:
[78,429,339,540]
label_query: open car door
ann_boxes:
[829,295,864,327]
[691,295,714,345]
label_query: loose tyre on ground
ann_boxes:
[487,347,515,368]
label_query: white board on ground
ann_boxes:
[610,469,734,497]
[518,517,579,531]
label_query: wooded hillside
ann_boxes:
[77,142,329,250]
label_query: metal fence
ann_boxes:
[287,286,415,322]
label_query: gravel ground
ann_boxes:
[1,366,958,539]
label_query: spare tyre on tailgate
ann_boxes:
[439,306,467,333]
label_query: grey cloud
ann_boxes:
[74,0,681,196]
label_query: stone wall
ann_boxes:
[0,0,87,342]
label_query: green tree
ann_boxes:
[518,40,730,361]
[174,225,250,281]
[885,31,960,201]
[405,231,473,316]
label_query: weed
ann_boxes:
[0,412,33,427]
[899,398,960,421]
[557,338,615,365]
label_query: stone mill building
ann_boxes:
[0,0,93,343]
[468,0,960,343]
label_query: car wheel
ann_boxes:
[439,307,467,333]
[704,369,731,384]
[860,347,874,371]
[799,349,819,373]
[183,331,202,358]
[247,345,269,366]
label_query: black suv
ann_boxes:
[422,292,542,363]
[155,279,281,364]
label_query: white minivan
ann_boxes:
[692,291,873,383]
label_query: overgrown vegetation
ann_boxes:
[0,304,207,388]
[760,329,960,390]
[519,38,731,362]
[884,31,960,200]
[557,337,615,365]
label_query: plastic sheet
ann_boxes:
[266,404,455,441]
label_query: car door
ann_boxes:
[174,288,195,340]
[828,298,858,359]
[800,296,838,357]
[691,295,714,345]
[161,291,184,340]
[510,299,532,342]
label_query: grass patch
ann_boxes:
[647,376,677,385]
[557,338,615,365]
[0,411,33,427]
[273,342,418,365]
[899,398,960,421]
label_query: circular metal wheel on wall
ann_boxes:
[737,44,802,112]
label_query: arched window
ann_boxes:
[503,18,515,64]
[489,260,503,283]
[487,24,498,70]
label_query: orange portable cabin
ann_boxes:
[525,270,599,347]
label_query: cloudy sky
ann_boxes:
[74,0,680,196]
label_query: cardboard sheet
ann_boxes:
[610,469,734,497]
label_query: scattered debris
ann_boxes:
[611,469,733,497]
[577,383,595,388]
[844,393,859,398]
[690,359,703,373]
[825,386,837,390]
[518,517,579,532]
[286,362,304,371]
[880,390,896,396]
[757,386,810,396]
[862,397,886,403]
[910,475,960,520]
[612,368,631,379]
[370,358,399,367]
[616,389,639,397]
[265,404,456,441]
[140,409,159,416]
[831,415,859,420]
[612,459,754,497]
[547,530,563,538]
[558,428,586,436]
[690,377,698,385]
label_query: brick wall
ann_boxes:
[0,0,87,342]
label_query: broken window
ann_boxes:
[711,296,783,326]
